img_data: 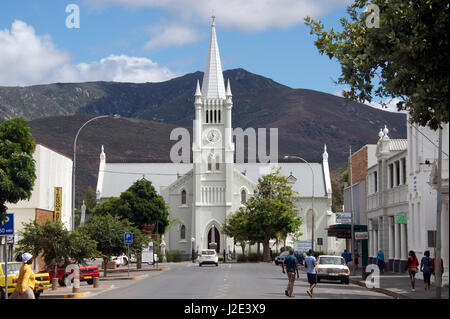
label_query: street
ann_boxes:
[87,262,392,299]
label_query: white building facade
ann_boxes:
[367,126,409,272]
[408,116,449,285]
[1,144,73,263]
[96,21,338,259]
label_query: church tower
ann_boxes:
[192,18,234,252]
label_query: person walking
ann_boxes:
[404,250,419,291]
[420,251,433,291]
[376,248,385,274]
[343,249,353,265]
[432,256,445,286]
[281,249,299,297]
[304,249,317,298]
[10,253,36,299]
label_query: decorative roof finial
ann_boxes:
[211,11,216,26]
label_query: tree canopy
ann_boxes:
[224,168,302,262]
[18,219,98,267]
[0,118,36,223]
[94,179,169,235]
[77,214,148,276]
[305,0,449,129]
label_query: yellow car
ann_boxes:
[1,262,51,299]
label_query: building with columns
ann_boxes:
[367,126,409,272]
[96,20,338,258]
[408,117,449,285]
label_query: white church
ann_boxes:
[96,20,341,258]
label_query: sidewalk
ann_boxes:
[350,268,449,299]
[39,264,167,299]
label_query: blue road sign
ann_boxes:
[0,213,14,235]
[124,232,133,244]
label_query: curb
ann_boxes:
[99,274,147,281]
[40,292,86,299]
[350,278,410,299]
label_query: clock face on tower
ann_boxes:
[204,128,221,145]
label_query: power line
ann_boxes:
[411,123,449,158]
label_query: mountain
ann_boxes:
[1,68,407,203]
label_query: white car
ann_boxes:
[315,255,350,284]
[198,249,219,267]
[112,255,129,267]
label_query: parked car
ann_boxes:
[112,255,129,267]
[130,254,159,264]
[315,255,350,284]
[45,261,100,286]
[274,251,290,265]
[1,262,51,298]
[198,249,219,267]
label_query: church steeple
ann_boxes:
[201,17,226,99]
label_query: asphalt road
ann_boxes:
[88,262,392,299]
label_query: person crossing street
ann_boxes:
[304,249,318,298]
[281,249,299,297]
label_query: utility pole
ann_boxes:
[435,127,442,299]
[349,146,355,275]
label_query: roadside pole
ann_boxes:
[3,237,8,299]
[127,244,130,278]
[124,232,133,278]
[435,127,443,299]
[349,145,355,275]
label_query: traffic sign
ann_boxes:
[0,213,14,235]
[124,232,133,244]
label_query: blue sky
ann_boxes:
[1,0,399,111]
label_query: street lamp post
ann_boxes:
[284,155,315,251]
[72,114,120,231]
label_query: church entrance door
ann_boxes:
[208,226,220,253]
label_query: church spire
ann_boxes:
[201,17,226,99]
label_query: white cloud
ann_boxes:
[144,24,202,51]
[0,20,177,86]
[85,0,351,31]
[366,98,407,114]
[333,90,407,114]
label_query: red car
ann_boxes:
[46,261,100,286]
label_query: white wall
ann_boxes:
[7,144,73,234]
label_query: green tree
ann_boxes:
[93,179,169,268]
[18,220,98,271]
[83,186,97,213]
[94,179,169,234]
[223,208,250,258]
[305,0,449,129]
[331,177,344,212]
[244,168,302,262]
[77,214,148,277]
[0,118,36,223]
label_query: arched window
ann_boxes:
[181,189,187,205]
[241,189,247,204]
[180,225,186,240]
[208,158,212,171]
[205,110,209,123]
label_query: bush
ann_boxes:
[167,250,182,262]
[247,253,263,262]
[237,254,248,263]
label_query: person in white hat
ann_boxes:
[10,253,36,299]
